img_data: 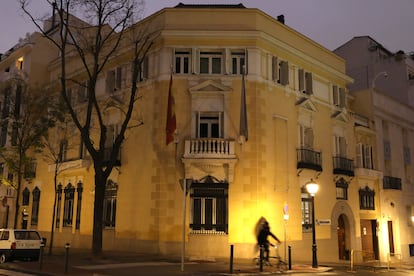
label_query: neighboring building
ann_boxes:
[336,36,414,262]
[0,32,55,229]
[6,4,399,265]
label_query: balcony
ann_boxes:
[383,176,402,190]
[183,138,236,159]
[333,156,354,176]
[297,148,322,172]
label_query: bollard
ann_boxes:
[39,240,45,270]
[229,244,234,274]
[64,243,70,274]
[259,245,264,272]
[288,245,292,270]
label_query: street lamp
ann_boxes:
[371,71,388,88]
[306,179,319,268]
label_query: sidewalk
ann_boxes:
[1,249,335,276]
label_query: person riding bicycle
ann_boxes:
[257,220,281,262]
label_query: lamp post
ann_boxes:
[371,71,388,88]
[306,179,319,268]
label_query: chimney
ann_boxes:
[277,14,285,24]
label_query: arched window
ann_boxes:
[56,184,62,228]
[76,182,83,229]
[31,187,41,225]
[22,187,30,206]
[63,183,75,227]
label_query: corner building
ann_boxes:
[4,4,366,263]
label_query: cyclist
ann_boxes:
[257,220,281,262]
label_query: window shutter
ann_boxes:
[192,48,199,74]
[225,48,231,75]
[272,56,279,82]
[340,137,347,157]
[384,140,391,160]
[106,70,115,93]
[339,87,346,108]
[304,127,314,149]
[305,72,313,95]
[365,145,373,169]
[404,147,411,164]
[298,69,305,91]
[356,143,363,168]
[280,61,289,85]
[333,85,338,106]
[115,67,122,90]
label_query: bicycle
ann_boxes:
[253,243,288,272]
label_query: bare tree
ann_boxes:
[41,120,79,255]
[20,0,154,254]
[0,80,59,229]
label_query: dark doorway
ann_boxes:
[337,214,347,260]
[360,219,379,260]
[388,221,395,255]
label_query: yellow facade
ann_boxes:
[3,5,408,264]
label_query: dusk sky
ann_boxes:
[1,0,413,55]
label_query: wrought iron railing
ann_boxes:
[297,148,322,171]
[383,176,402,190]
[333,156,354,176]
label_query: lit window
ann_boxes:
[16,57,24,71]
[301,187,313,232]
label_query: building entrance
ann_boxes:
[360,219,379,260]
[337,214,348,260]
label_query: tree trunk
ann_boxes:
[92,170,106,255]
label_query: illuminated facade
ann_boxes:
[6,5,412,264]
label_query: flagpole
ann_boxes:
[239,65,248,142]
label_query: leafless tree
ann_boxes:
[20,0,154,254]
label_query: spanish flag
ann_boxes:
[166,72,176,145]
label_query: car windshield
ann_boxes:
[14,231,40,240]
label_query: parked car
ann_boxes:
[0,229,43,263]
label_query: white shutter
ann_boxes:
[272,56,279,82]
[333,85,338,106]
[298,69,305,91]
[356,143,363,168]
[304,127,314,149]
[305,72,313,95]
[280,61,289,85]
[365,145,373,169]
[339,87,346,108]
[225,48,231,75]
[192,48,199,74]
